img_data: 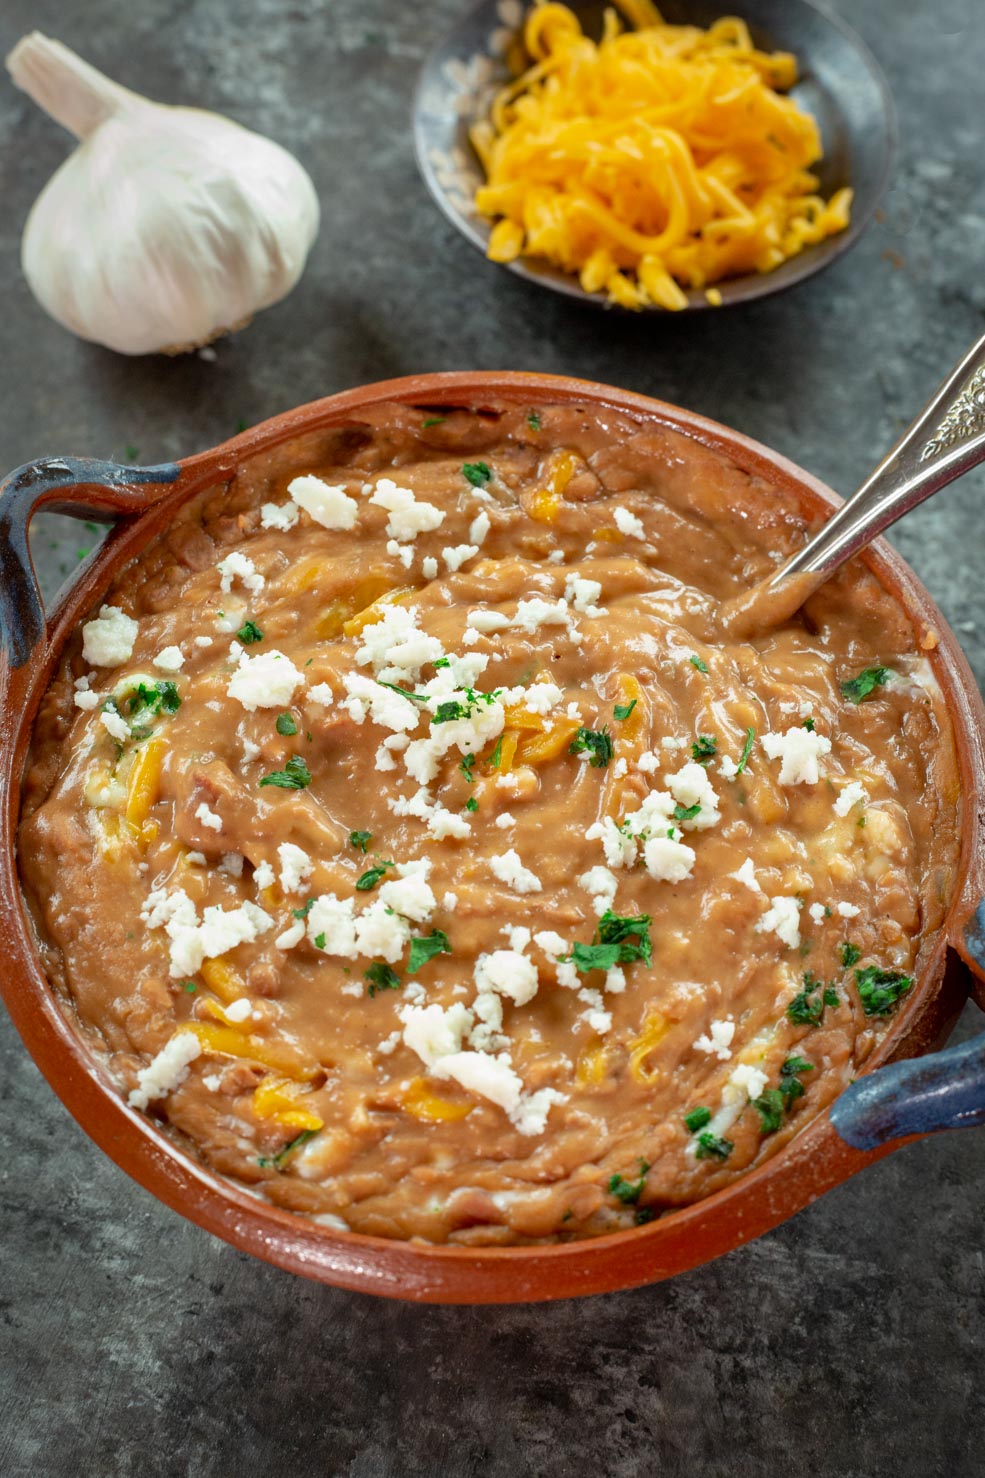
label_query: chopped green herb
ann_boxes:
[527,410,541,431]
[488,736,504,770]
[462,461,492,487]
[433,657,451,670]
[684,1106,712,1133]
[378,680,429,703]
[356,862,393,891]
[840,941,861,968]
[779,1055,814,1105]
[857,814,867,828]
[365,962,401,997]
[635,1206,656,1226]
[313,932,326,949]
[695,1132,733,1161]
[571,941,622,972]
[422,416,445,428]
[608,1159,649,1205]
[614,699,638,722]
[566,910,652,974]
[854,965,913,1017]
[691,734,717,764]
[735,726,755,775]
[433,700,470,724]
[236,620,264,644]
[275,712,298,736]
[840,666,893,704]
[459,753,477,784]
[803,717,816,731]
[127,680,181,718]
[180,979,197,994]
[786,972,835,1026]
[349,830,372,852]
[569,726,614,769]
[753,1088,785,1134]
[291,898,315,920]
[824,986,840,1007]
[258,1129,317,1170]
[259,755,312,790]
[689,654,709,673]
[824,905,833,918]
[407,930,452,974]
[673,802,701,822]
[465,797,479,812]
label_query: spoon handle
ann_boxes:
[771,329,985,588]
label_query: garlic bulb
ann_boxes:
[6,34,320,355]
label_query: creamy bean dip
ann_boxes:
[19,402,960,1243]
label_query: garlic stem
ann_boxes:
[6,33,140,139]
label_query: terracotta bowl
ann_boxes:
[2,371,984,1304]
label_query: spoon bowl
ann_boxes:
[414,0,896,312]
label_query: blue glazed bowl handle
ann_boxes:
[0,455,181,669]
[830,1028,985,1149]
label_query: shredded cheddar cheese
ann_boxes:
[471,1,852,309]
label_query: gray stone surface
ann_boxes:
[1,0,983,1473]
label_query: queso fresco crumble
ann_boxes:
[18,401,959,1244]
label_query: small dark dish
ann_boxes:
[414,0,896,311]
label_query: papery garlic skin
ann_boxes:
[8,35,319,355]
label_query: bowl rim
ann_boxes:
[411,0,899,313]
[2,369,983,1304]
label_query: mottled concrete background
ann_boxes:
[1,1,983,1474]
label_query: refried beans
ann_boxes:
[18,401,961,1244]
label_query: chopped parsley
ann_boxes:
[691,734,717,764]
[684,1106,712,1133]
[608,1159,649,1205]
[614,699,638,722]
[313,932,326,949]
[462,460,492,487]
[259,755,312,790]
[779,1055,814,1104]
[349,830,372,853]
[673,802,701,822]
[291,897,315,920]
[634,1207,656,1226]
[803,717,816,731]
[735,726,755,775]
[422,415,445,428]
[840,941,861,968]
[568,910,652,973]
[695,1132,733,1161]
[753,1088,785,1134]
[487,735,504,770]
[786,972,839,1026]
[433,657,451,670]
[840,666,893,704]
[126,680,181,718]
[854,965,913,1017]
[459,753,477,784]
[465,797,479,812]
[689,654,708,673]
[355,861,394,891]
[407,930,452,974]
[180,979,197,994]
[527,410,541,431]
[569,726,614,769]
[365,962,401,996]
[258,1129,317,1170]
[236,620,264,644]
[378,680,429,703]
[275,712,298,736]
[433,699,470,724]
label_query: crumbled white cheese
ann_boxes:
[563,575,607,617]
[442,891,458,911]
[718,755,739,780]
[185,851,207,867]
[837,901,861,919]
[308,682,333,706]
[128,1032,201,1110]
[253,860,276,890]
[289,474,359,530]
[74,688,101,711]
[340,673,422,732]
[153,645,184,673]
[100,709,130,743]
[82,605,139,667]
[354,899,412,962]
[278,842,313,894]
[637,750,660,773]
[198,901,273,958]
[227,648,304,711]
[664,762,721,830]
[695,1019,735,1060]
[422,556,439,579]
[194,635,214,649]
[443,544,479,572]
[466,609,511,634]
[809,902,827,925]
[402,1002,474,1068]
[275,919,306,950]
[834,780,869,817]
[585,815,638,869]
[378,869,436,924]
[428,808,472,841]
[533,930,568,959]
[224,998,252,1023]
[489,850,542,894]
[354,604,444,682]
[474,949,539,1007]
[756,895,802,949]
[605,966,626,994]
[577,865,618,916]
[306,895,358,958]
[370,477,444,541]
[495,812,516,830]
[730,1063,769,1100]
[613,506,645,539]
[194,802,223,832]
[387,538,415,569]
[219,853,243,877]
[217,551,264,597]
[260,500,300,531]
[761,726,832,785]
[214,605,245,635]
[643,835,696,883]
[469,511,491,545]
[519,681,564,716]
[613,758,628,779]
[661,736,687,751]
[512,596,572,634]
[730,857,761,894]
